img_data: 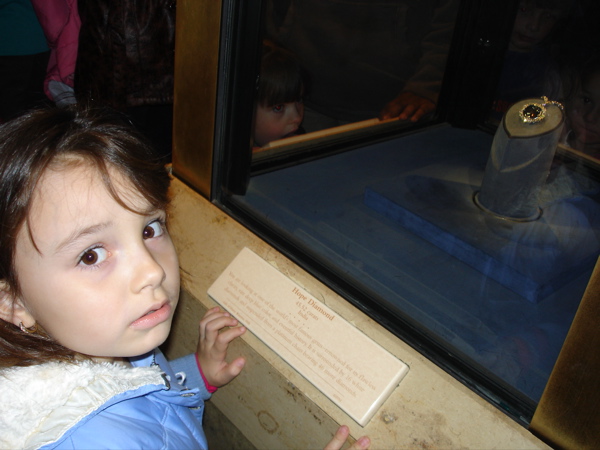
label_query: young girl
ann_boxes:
[253,42,305,149]
[0,107,369,449]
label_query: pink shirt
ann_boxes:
[31,0,80,100]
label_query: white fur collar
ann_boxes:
[0,360,165,449]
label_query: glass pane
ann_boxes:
[252,0,459,156]
[221,0,599,421]
[234,121,598,404]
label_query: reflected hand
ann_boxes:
[196,307,246,387]
[379,91,435,122]
[324,426,370,450]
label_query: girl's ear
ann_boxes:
[0,281,35,328]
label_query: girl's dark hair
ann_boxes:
[580,54,600,85]
[257,42,305,107]
[0,106,171,368]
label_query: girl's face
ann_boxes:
[509,1,561,52]
[10,163,180,360]
[568,71,600,152]
[254,100,304,147]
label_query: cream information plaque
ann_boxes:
[208,248,409,426]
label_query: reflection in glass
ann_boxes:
[488,0,571,124]
[252,42,306,150]
[488,0,600,166]
[231,0,600,417]
[562,55,600,161]
[255,0,459,150]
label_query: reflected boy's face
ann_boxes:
[568,71,600,152]
[510,1,561,52]
[11,163,180,361]
[254,101,304,147]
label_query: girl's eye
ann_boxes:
[143,220,165,240]
[79,247,108,266]
[272,104,284,113]
[577,95,592,106]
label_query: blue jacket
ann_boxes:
[0,349,211,449]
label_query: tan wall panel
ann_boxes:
[172,0,222,197]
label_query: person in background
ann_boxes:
[75,0,176,162]
[30,0,80,108]
[0,0,50,122]
[253,42,305,149]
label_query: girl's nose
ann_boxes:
[290,102,304,125]
[132,247,166,292]
[528,13,541,31]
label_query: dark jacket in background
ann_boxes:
[75,0,176,110]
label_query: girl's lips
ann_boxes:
[282,128,299,139]
[131,303,172,329]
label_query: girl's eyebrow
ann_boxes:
[54,222,111,254]
[52,206,162,254]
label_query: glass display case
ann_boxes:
[172,0,600,431]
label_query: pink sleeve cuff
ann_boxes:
[195,353,218,393]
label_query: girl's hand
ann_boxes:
[196,307,246,387]
[324,426,370,450]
